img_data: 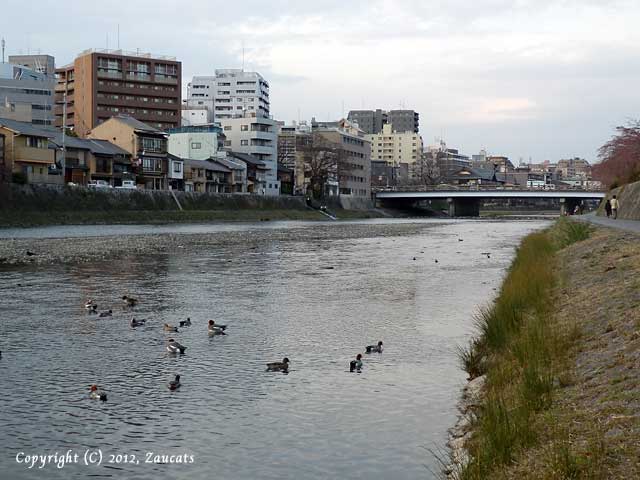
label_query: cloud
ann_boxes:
[2,0,640,161]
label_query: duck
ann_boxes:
[349,354,363,372]
[98,309,113,317]
[207,320,227,335]
[435,259,439,264]
[458,238,464,242]
[168,374,181,390]
[266,357,289,372]
[85,300,96,310]
[179,318,192,327]
[164,323,179,332]
[89,384,107,401]
[130,318,146,328]
[365,341,383,354]
[122,295,138,307]
[166,339,186,354]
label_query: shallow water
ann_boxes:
[0,219,547,479]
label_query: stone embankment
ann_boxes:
[599,179,640,220]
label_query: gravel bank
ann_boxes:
[0,222,440,267]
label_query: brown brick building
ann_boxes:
[55,49,181,137]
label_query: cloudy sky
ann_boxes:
[3,0,640,163]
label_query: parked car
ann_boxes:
[88,180,113,189]
[115,180,137,190]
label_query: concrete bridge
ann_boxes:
[375,189,607,216]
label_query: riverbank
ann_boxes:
[0,183,384,227]
[448,220,640,479]
[0,221,435,267]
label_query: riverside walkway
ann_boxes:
[578,213,640,234]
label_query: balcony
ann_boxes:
[154,74,178,84]
[97,69,124,79]
[126,72,151,82]
[15,147,55,165]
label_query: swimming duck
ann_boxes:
[122,295,138,307]
[207,320,227,335]
[179,318,192,327]
[266,357,289,372]
[349,354,363,372]
[168,374,181,390]
[164,323,179,332]
[365,341,383,353]
[130,318,146,328]
[98,309,113,317]
[166,339,186,354]
[89,384,107,401]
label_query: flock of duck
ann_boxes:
[83,296,383,401]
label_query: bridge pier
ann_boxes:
[447,197,480,217]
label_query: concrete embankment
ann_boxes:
[599,180,640,220]
[447,219,640,479]
[0,184,381,227]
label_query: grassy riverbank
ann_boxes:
[453,218,640,479]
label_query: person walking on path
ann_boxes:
[610,195,619,219]
[605,199,612,218]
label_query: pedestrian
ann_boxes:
[604,199,612,218]
[610,195,619,219]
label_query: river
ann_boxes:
[0,219,547,479]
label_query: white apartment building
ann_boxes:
[366,123,422,176]
[220,115,279,195]
[185,69,270,124]
[168,125,223,160]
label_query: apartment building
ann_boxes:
[185,69,270,124]
[219,115,279,195]
[347,109,419,134]
[55,49,181,137]
[313,119,371,198]
[366,123,422,177]
[167,124,224,160]
[0,63,56,126]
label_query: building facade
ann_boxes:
[0,118,59,184]
[219,115,279,195]
[185,69,270,124]
[167,124,224,160]
[55,49,181,137]
[0,63,56,126]
[88,115,174,190]
[8,55,55,75]
[347,109,419,134]
[314,120,371,198]
[366,123,422,177]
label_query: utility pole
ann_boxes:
[1,38,5,63]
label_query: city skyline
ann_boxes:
[2,0,640,163]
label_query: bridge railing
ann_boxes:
[372,184,606,194]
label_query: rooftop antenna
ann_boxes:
[1,38,4,63]
[241,40,245,71]
[106,32,109,50]
[117,24,120,50]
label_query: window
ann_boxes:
[241,140,249,146]
[191,142,202,149]
[224,140,232,147]
[241,125,248,131]
[26,136,45,148]
[224,125,232,131]
[141,137,166,153]
[173,162,182,173]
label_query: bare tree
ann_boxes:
[299,133,350,199]
[593,120,640,187]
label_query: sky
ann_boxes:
[3,0,640,163]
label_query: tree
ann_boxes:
[299,133,350,199]
[593,120,640,187]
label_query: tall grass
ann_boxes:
[455,221,591,479]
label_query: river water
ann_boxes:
[0,219,547,479]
